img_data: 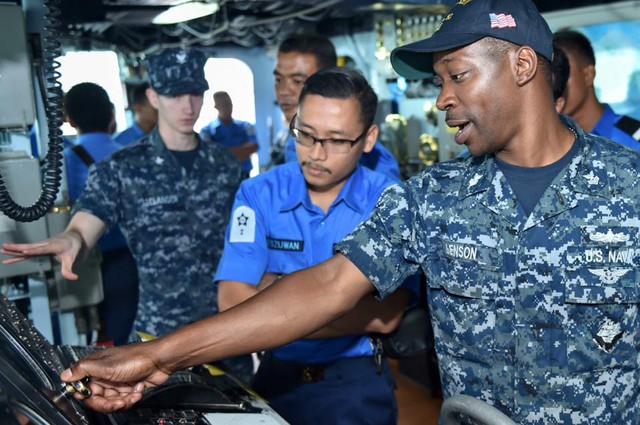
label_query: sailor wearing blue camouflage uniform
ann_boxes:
[215,68,417,425]
[76,128,240,337]
[1,48,253,382]
[339,120,640,424]
[334,0,640,423]
[72,48,245,339]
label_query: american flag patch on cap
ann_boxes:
[489,13,516,29]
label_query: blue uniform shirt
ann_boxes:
[593,104,640,150]
[336,116,640,423]
[284,136,401,181]
[64,132,128,253]
[200,119,257,173]
[215,162,411,363]
[114,122,147,147]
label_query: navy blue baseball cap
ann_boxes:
[391,0,553,80]
[144,48,209,96]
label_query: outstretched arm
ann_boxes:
[61,253,373,413]
[306,289,411,338]
[1,211,106,280]
[223,272,409,338]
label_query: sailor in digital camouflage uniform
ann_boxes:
[71,48,246,340]
[53,1,640,421]
[2,48,253,382]
[334,1,640,423]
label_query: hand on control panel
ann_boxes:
[60,341,171,413]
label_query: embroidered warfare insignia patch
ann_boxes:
[589,229,630,243]
[593,318,623,353]
[588,267,630,284]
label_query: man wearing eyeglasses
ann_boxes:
[214,67,415,425]
[271,33,401,181]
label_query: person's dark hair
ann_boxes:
[213,91,231,102]
[482,37,517,62]
[131,82,150,106]
[553,29,596,66]
[299,67,377,130]
[278,33,337,71]
[65,82,112,133]
[551,44,570,101]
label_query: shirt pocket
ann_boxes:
[564,238,640,373]
[426,241,501,365]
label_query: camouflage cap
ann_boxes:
[144,48,209,96]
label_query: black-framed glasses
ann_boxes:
[289,114,368,154]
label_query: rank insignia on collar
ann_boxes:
[468,173,482,186]
[583,171,600,185]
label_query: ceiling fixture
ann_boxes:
[152,1,220,25]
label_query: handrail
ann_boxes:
[440,394,517,425]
